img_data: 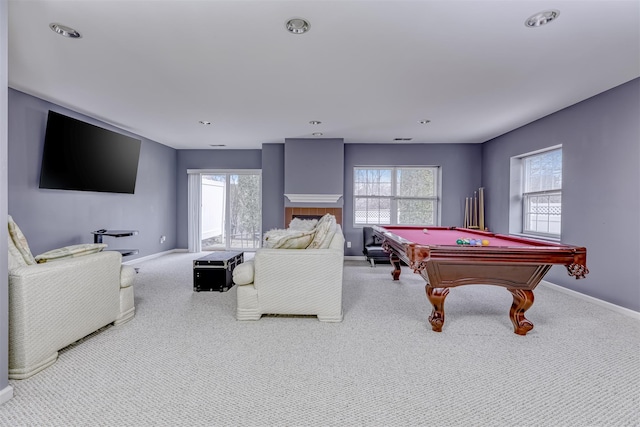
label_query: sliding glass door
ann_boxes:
[201,172,261,251]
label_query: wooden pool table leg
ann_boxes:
[390,253,402,280]
[426,285,450,332]
[508,289,535,335]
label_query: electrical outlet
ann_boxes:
[347,241,352,248]
[160,235,166,244]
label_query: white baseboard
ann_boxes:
[123,249,187,265]
[540,280,640,320]
[0,385,13,406]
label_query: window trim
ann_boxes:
[353,166,441,227]
[509,146,562,240]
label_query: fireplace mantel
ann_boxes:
[284,194,342,203]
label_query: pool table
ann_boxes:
[372,226,589,335]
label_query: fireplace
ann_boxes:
[285,207,342,227]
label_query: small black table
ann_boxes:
[91,229,139,256]
[193,251,244,292]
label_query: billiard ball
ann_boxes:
[456,239,463,245]
[482,239,490,246]
[423,228,428,233]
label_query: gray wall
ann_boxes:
[343,143,483,256]
[2,67,638,403]
[284,138,344,207]
[262,143,285,231]
[175,149,262,249]
[1,0,10,398]
[482,78,640,311]
[7,89,178,260]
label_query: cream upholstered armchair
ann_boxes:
[234,214,345,322]
[7,216,135,379]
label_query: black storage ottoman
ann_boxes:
[193,251,244,292]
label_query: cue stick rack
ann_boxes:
[463,187,485,230]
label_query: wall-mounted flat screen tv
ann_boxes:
[39,111,142,194]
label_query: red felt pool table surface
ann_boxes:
[372,225,589,335]
[380,226,553,247]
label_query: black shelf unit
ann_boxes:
[91,230,139,257]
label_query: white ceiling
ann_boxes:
[8,0,640,150]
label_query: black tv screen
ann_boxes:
[39,111,141,194]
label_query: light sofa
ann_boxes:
[7,216,135,379]
[235,216,345,322]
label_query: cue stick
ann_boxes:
[474,191,478,227]
[464,197,469,227]
[463,197,466,227]
[479,187,485,231]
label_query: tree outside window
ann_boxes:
[354,167,439,226]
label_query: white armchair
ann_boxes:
[7,216,135,379]
[235,221,345,322]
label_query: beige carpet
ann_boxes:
[1,253,638,426]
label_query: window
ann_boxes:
[187,169,261,252]
[201,172,262,250]
[520,148,562,237]
[354,167,440,226]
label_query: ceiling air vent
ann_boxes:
[393,138,413,141]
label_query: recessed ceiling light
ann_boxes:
[199,120,212,125]
[49,23,81,38]
[286,18,310,34]
[309,120,322,125]
[525,10,560,28]
[418,120,431,124]
[312,132,323,136]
